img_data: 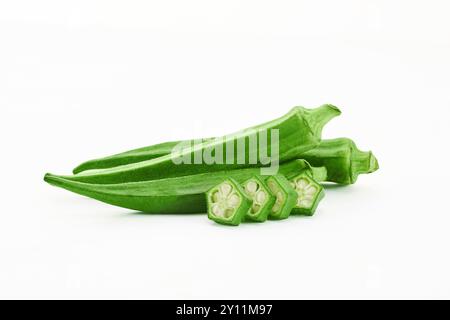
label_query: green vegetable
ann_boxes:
[44,160,323,214]
[265,175,298,220]
[242,176,276,222]
[73,141,181,174]
[76,137,374,185]
[207,179,252,226]
[70,132,378,187]
[64,105,340,184]
[302,138,379,184]
[289,173,325,216]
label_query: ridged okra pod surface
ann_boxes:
[44,160,324,214]
[64,105,340,183]
[74,137,377,185]
[73,141,180,174]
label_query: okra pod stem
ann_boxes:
[301,138,379,184]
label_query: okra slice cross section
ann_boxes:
[206,179,252,226]
[265,174,298,220]
[243,176,276,222]
[290,174,325,216]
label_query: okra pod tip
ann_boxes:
[369,151,379,173]
[351,149,379,183]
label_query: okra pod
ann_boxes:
[70,128,378,186]
[44,160,324,214]
[65,105,340,184]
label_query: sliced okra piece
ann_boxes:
[206,179,252,226]
[242,176,276,222]
[265,174,297,220]
[290,173,324,216]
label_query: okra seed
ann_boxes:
[224,208,235,218]
[305,186,317,194]
[276,192,284,202]
[228,194,240,207]
[298,199,312,207]
[245,181,258,194]
[272,192,284,213]
[267,181,276,190]
[272,203,281,212]
[296,179,308,189]
[212,191,220,202]
[220,183,232,196]
[252,204,261,213]
[303,194,313,200]
[212,204,225,217]
[255,190,266,204]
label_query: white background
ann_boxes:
[1,0,449,299]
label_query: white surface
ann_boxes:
[1,0,450,299]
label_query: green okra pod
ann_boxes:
[70,123,378,186]
[66,105,340,184]
[301,138,379,184]
[77,138,374,185]
[44,160,325,214]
